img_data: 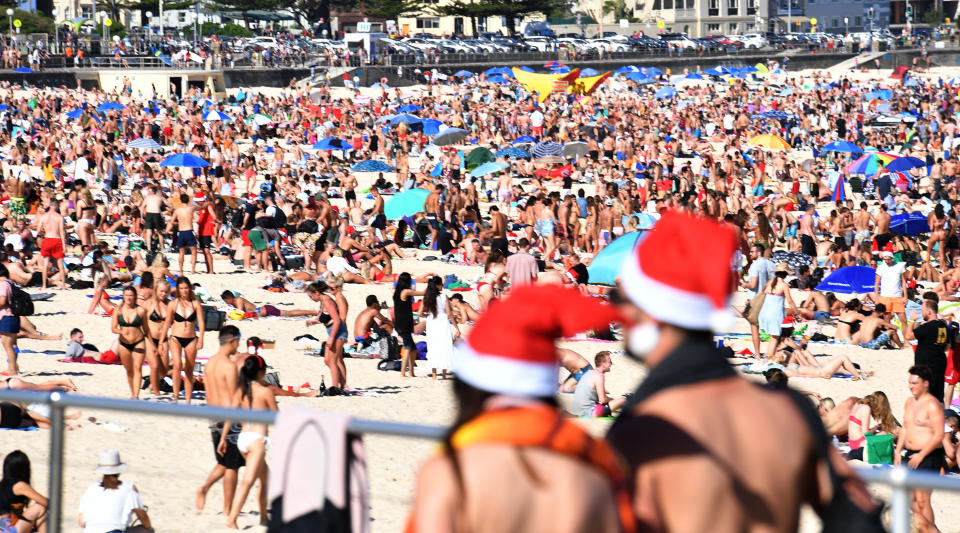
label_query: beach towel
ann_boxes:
[58,355,120,365]
[0,426,37,431]
[268,408,369,533]
[29,293,54,301]
[20,350,66,355]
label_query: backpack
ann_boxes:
[9,284,33,317]
[230,205,246,229]
[272,206,287,230]
[383,334,401,361]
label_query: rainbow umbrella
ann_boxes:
[846,152,898,176]
[747,134,791,150]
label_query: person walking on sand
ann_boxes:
[35,200,67,290]
[167,193,198,276]
[607,211,878,533]
[0,265,22,376]
[305,281,348,389]
[110,286,154,399]
[159,277,205,404]
[895,365,946,533]
[393,272,424,378]
[197,325,244,517]
[406,285,633,533]
[219,354,277,529]
[421,276,460,380]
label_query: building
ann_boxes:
[395,9,516,36]
[804,0,887,33]
[51,0,135,26]
[631,0,776,36]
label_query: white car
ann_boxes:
[524,36,555,51]
[249,37,280,49]
[595,38,629,52]
[739,33,768,49]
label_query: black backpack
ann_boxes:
[230,206,247,229]
[9,285,33,316]
[272,207,287,230]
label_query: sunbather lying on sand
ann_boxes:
[220,291,314,318]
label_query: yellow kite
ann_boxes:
[571,72,612,96]
[512,67,582,103]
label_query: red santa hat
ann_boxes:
[194,191,206,202]
[620,210,738,332]
[453,285,620,397]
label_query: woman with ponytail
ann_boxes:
[218,354,276,529]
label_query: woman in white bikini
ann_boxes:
[219,355,276,530]
[76,187,97,246]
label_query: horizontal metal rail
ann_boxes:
[2,389,960,533]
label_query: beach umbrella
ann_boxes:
[312,137,351,151]
[815,266,877,294]
[884,156,927,172]
[832,175,847,202]
[495,147,531,159]
[487,76,510,84]
[97,102,125,112]
[421,119,444,136]
[544,61,564,68]
[654,87,677,99]
[616,65,640,74]
[562,141,589,158]
[127,138,162,150]
[65,109,85,119]
[203,110,232,122]
[748,134,791,150]
[740,66,759,73]
[13,67,33,73]
[779,87,795,96]
[454,70,474,77]
[587,232,646,286]
[397,104,422,113]
[517,66,534,72]
[484,67,512,77]
[905,78,920,87]
[159,153,209,168]
[513,135,536,144]
[531,141,562,158]
[771,251,813,269]
[246,113,273,126]
[470,161,510,177]
[433,128,469,146]
[374,114,395,124]
[390,113,423,126]
[865,89,893,101]
[465,147,495,169]
[641,67,663,77]
[846,152,898,176]
[351,160,395,172]
[821,141,863,154]
[384,188,431,220]
[626,72,655,83]
[551,66,572,74]
[703,67,727,76]
[684,72,704,80]
[535,155,566,164]
[890,212,929,236]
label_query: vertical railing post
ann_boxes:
[890,467,911,533]
[47,391,65,533]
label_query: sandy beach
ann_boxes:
[2,61,960,532]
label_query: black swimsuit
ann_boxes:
[148,309,164,346]
[117,309,145,352]
[172,304,198,347]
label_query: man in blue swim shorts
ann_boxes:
[559,348,593,393]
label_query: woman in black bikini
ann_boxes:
[143,279,171,397]
[111,286,153,399]
[159,277,205,404]
[0,450,47,533]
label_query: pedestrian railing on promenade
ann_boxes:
[0,388,952,533]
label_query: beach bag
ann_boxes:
[9,284,33,317]
[202,306,226,331]
[864,434,895,465]
[745,291,765,326]
[377,360,401,371]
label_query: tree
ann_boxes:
[362,0,421,20]
[276,0,352,32]
[431,0,484,36]
[922,7,945,26]
[468,0,564,35]
[1,8,53,35]
[212,0,274,27]
[602,0,628,21]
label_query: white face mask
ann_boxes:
[626,322,660,361]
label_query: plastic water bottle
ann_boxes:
[832,435,840,448]
[318,377,326,396]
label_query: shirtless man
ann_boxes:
[342,173,359,209]
[608,211,875,532]
[36,200,67,289]
[874,204,893,251]
[798,203,819,259]
[368,186,386,238]
[495,172,513,213]
[353,295,394,343]
[853,201,874,246]
[424,185,444,248]
[851,302,903,349]
[167,193,198,275]
[142,185,166,252]
[485,205,508,256]
[196,325,244,516]
[5,156,30,223]
[220,291,314,318]
[558,347,592,393]
[895,365,946,533]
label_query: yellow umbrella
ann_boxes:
[755,63,769,74]
[748,134,791,150]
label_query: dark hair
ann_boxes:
[875,303,887,314]
[0,264,10,279]
[2,450,30,485]
[180,193,189,204]
[70,328,82,337]
[240,355,266,408]
[909,365,933,385]
[221,290,235,300]
[517,237,530,248]
[218,325,240,345]
[394,272,412,301]
[139,271,154,290]
[365,295,379,307]
[421,276,443,318]
[764,368,789,389]
[306,280,329,294]
[923,291,939,305]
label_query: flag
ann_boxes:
[832,175,846,202]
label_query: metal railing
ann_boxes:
[0,389,444,533]
[0,388,958,533]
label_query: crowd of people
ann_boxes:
[2,52,960,531]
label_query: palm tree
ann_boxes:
[602,0,626,20]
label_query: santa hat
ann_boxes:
[620,210,738,332]
[453,285,620,397]
[194,192,206,202]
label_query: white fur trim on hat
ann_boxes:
[621,254,729,331]
[452,342,557,397]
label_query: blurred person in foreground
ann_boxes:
[405,284,634,533]
[607,211,879,532]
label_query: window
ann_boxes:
[708,0,719,16]
[707,23,721,31]
[729,22,738,32]
[663,0,673,10]
[416,17,440,29]
[831,17,839,27]
[746,22,755,30]
[747,0,757,15]
[855,15,862,25]
[178,12,187,23]
[653,0,661,9]
[727,0,738,15]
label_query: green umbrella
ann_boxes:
[464,147,494,171]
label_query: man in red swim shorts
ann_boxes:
[36,200,67,289]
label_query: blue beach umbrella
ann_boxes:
[495,147,531,159]
[312,137,351,151]
[397,104,422,113]
[580,68,599,77]
[390,113,423,126]
[815,266,877,294]
[470,161,509,177]
[551,66,572,74]
[588,232,646,286]
[641,67,663,77]
[513,135,536,144]
[884,156,927,172]
[65,109,85,119]
[159,153,209,168]
[890,212,930,236]
[654,86,677,99]
[616,65,639,74]
[97,102,126,112]
[385,188,431,220]
[454,70,474,77]
[421,118,444,136]
[203,110,232,122]
[127,138,162,150]
[821,141,863,154]
[684,72,704,80]
[487,76,510,84]
[517,66,534,72]
[351,160,395,172]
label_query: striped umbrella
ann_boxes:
[535,155,566,164]
[531,141,562,158]
[846,152,898,176]
[127,138,162,150]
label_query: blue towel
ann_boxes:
[0,426,37,431]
